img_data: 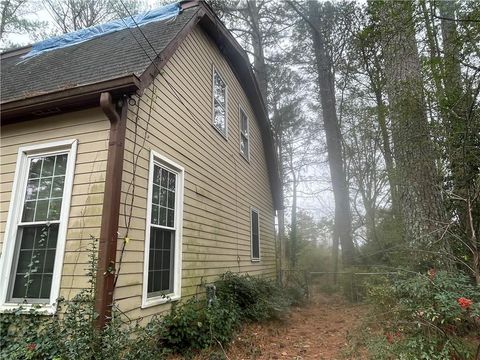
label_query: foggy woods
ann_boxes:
[212,0,479,281]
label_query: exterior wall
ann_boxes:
[0,109,110,300]
[115,25,277,320]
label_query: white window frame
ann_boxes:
[211,65,228,139]
[250,207,261,262]
[142,150,184,308]
[0,139,77,314]
[239,106,250,161]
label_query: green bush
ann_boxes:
[158,297,239,355]
[215,272,294,321]
[0,270,302,358]
[0,290,166,360]
[364,270,480,359]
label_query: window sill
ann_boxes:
[240,152,250,163]
[212,124,228,140]
[251,258,261,263]
[141,293,180,309]
[0,302,57,315]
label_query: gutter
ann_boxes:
[1,75,139,124]
[96,92,128,329]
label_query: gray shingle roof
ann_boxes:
[1,7,198,103]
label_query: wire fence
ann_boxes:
[281,269,400,302]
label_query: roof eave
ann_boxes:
[0,74,141,124]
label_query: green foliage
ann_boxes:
[158,297,239,355]
[362,270,480,359]
[215,272,297,322]
[0,237,166,360]
[0,291,167,360]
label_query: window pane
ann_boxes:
[167,190,175,209]
[159,207,167,226]
[167,209,174,228]
[214,72,226,106]
[148,228,174,295]
[241,111,248,133]
[161,169,168,188]
[22,201,35,222]
[35,200,49,221]
[152,204,159,225]
[28,158,42,179]
[152,184,160,204]
[40,275,53,299]
[54,154,67,175]
[38,177,53,199]
[153,166,161,185]
[51,176,65,198]
[48,198,62,221]
[41,157,55,177]
[168,173,176,191]
[11,224,59,301]
[160,188,167,207]
[241,136,249,158]
[214,101,226,133]
[251,211,260,259]
[25,179,39,201]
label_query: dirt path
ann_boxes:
[224,294,368,360]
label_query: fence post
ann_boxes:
[350,272,355,302]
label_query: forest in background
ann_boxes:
[1,0,480,358]
[209,0,479,283]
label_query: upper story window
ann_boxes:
[239,108,250,160]
[212,67,227,137]
[251,208,260,261]
[0,140,77,313]
[143,151,184,307]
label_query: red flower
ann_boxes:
[427,268,436,280]
[457,297,473,310]
[26,343,36,351]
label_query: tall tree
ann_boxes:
[0,0,45,47]
[377,0,448,262]
[288,0,356,266]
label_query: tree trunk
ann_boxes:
[290,173,298,268]
[374,90,399,217]
[246,0,268,101]
[306,1,356,266]
[438,0,480,278]
[379,0,448,261]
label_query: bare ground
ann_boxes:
[198,293,369,360]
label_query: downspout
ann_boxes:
[96,92,128,329]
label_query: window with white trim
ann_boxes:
[251,208,260,261]
[0,140,77,311]
[239,108,250,160]
[143,151,184,306]
[212,67,227,136]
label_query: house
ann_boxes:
[0,0,282,326]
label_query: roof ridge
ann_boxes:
[1,45,32,59]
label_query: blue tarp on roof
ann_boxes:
[23,2,181,59]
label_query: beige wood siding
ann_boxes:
[0,109,110,300]
[115,25,276,320]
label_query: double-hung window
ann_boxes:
[212,67,227,137]
[239,108,250,160]
[251,208,260,261]
[0,140,77,312]
[143,151,184,307]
